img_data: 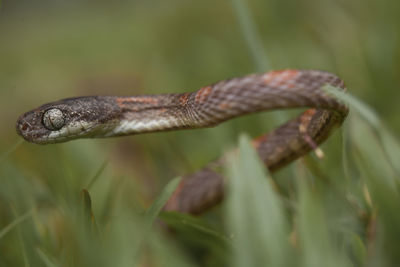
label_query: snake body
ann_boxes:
[16,70,348,214]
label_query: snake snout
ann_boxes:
[16,113,32,139]
[16,110,45,143]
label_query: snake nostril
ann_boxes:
[21,123,28,131]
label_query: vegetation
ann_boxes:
[0,0,399,266]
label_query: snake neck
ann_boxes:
[105,94,195,136]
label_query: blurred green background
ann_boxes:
[0,0,399,266]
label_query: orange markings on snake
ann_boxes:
[299,108,317,132]
[251,134,268,149]
[218,101,230,109]
[179,93,190,106]
[195,86,212,103]
[302,108,317,118]
[262,69,300,85]
[116,96,159,105]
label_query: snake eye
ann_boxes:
[42,108,65,131]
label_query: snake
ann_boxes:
[16,69,348,214]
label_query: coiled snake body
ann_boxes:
[16,70,348,214]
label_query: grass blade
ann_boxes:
[230,0,270,71]
[85,159,108,190]
[325,85,400,263]
[160,211,229,243]
[10,206,31,267]
[323,85,381,127]
[80,189,100,238]
[323,85,400,176]
[0,208,34,240]
[36,248,59,267]
[231,0,288,126]
[130,177,182,264]
[351,118,400,264]
[225,134,291,267]
[145,177,182,227]
[160,211,229,264]
[297,176,350,267]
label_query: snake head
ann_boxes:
[16,96,120,144]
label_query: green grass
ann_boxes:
[1,0,400,266]
[2,111,398,266]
